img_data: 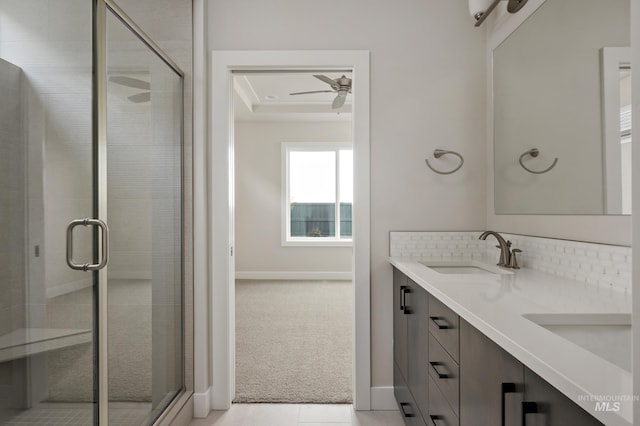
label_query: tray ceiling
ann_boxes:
[233,71,353,122]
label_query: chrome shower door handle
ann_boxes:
[66,218,110,271]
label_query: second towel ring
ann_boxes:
[425,149,464,175]
[518,148,558,174]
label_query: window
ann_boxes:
[282,143,353,246]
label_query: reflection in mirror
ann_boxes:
[602,47,632,215]
[619,69,632,214]
[493,0,630,215]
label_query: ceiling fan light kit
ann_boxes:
[289,74,352,109]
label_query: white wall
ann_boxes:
[208,0,487,392]
[235,121,352,276]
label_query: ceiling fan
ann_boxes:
[108,76,151,103]
[289,74,352,109]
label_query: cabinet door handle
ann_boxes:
[429,415,445,425]
[402,286,413,315]
[521,401,538,426]
[429,361,450,379]
[400,286,407,312]
[399,402,415,418]
[501,382,517,426]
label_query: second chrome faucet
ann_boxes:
[479,231,520,269]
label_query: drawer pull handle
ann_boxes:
[430,415,445,425]
[501,382,517,426]
[522,401,538,425]
[430,316,450,329]
[399,402,415,418]
[429,361,450,379]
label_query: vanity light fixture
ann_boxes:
[471,0,528,27]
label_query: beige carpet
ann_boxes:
[234,280,353,404]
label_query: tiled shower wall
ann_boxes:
[390,231,632,293]
[0,58,24,337]
[0,56,28,415]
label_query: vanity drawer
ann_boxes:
[428,377,459,426]
[428,334,459,416]
[428,296,459,362]
[395,362,427,426]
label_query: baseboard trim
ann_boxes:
[193,388,211,418]
[371,386,398,410]
[235,271,352,281]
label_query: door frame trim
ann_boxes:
[210,50,371,410]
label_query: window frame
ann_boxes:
[281,142,353,247]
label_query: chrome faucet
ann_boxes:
[479,231,512,267]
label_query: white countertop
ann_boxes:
[389,256,633,426]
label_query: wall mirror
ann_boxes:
[493,0,631,215]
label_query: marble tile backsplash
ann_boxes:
[390,231,632,293]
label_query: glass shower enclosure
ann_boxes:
[0,0,184,424]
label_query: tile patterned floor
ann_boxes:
[189,404,404,426]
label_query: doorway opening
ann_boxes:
[232,71,354,403]
[210,50,370,410]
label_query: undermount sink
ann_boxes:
[419,260,512,276]
[523,313,631,372]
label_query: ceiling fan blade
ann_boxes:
[289,90,335,95]
[109,76,151,90]
[128,92,150,103]
[332,93,347,109]
[313,74,338,86]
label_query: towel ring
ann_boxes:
[518,148,558,174]
[425,149,464,175]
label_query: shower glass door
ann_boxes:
[104,6,183,425]
[0,1,183,424]
[0,1,98,424]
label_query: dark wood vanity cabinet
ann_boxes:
[393,267,409,381]
[522,367,603,426]
[428,297,460,426]
[393,267,428,425]
[459,315,604,426]
[459,319,523,426]
[393,268,605,426]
